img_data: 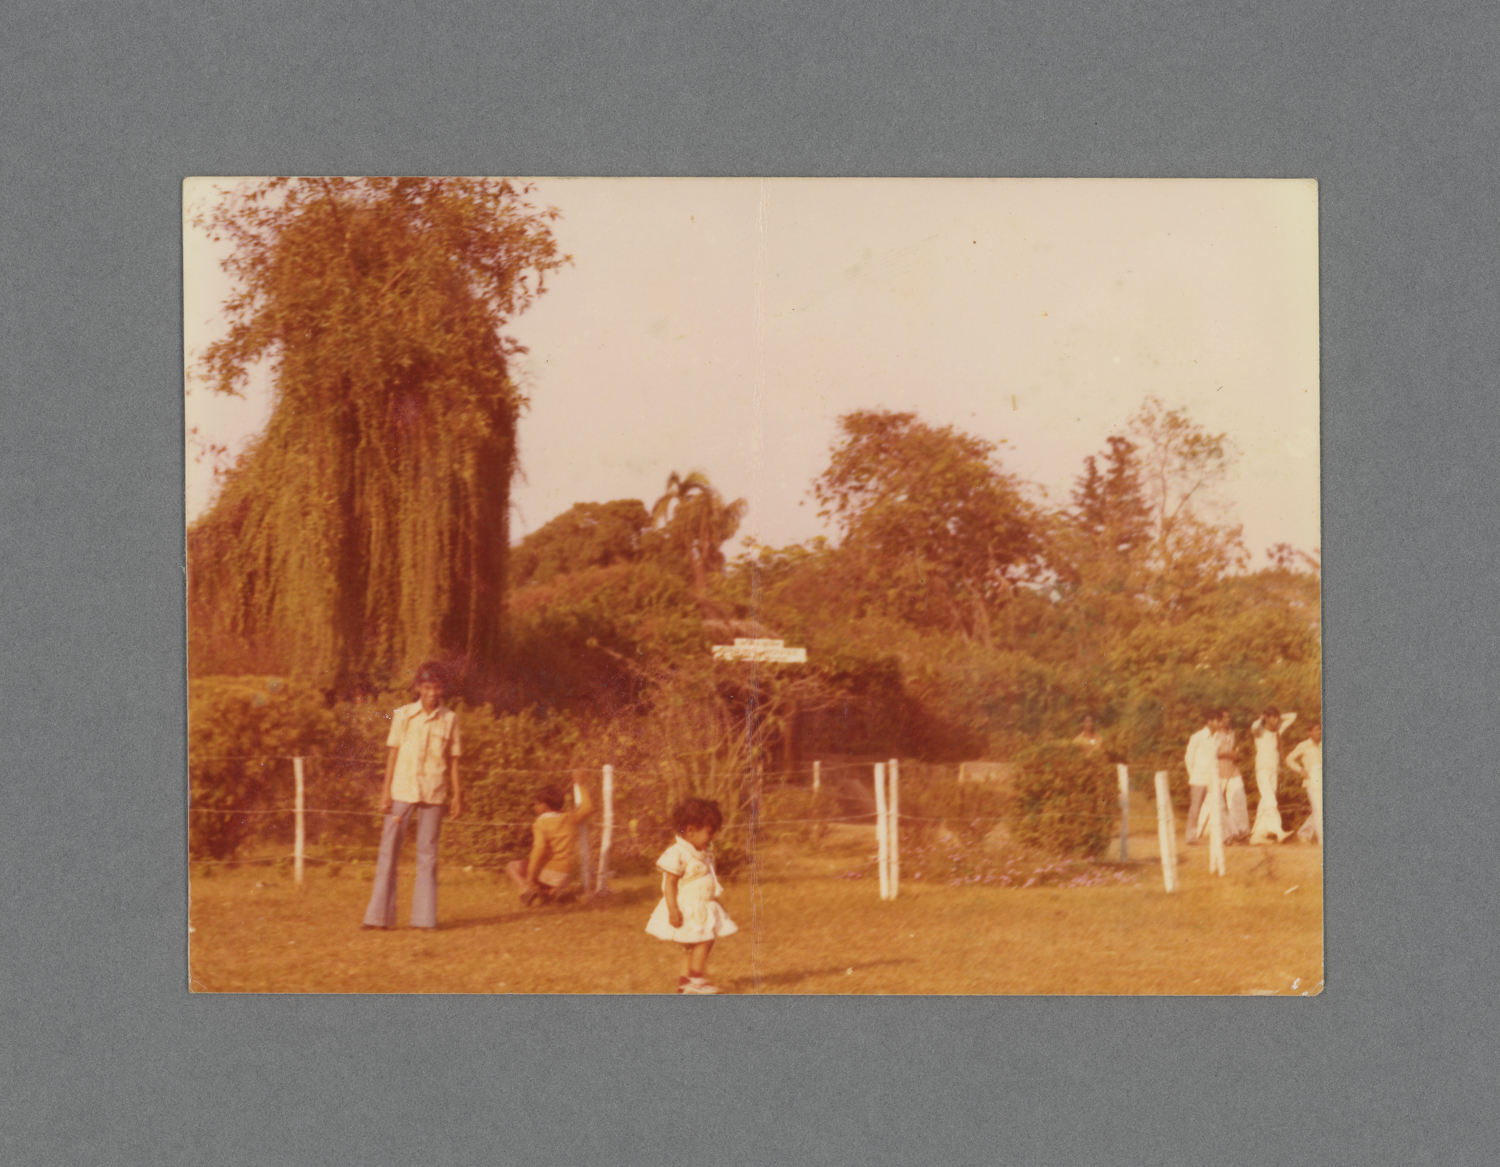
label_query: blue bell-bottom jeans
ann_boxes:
[363,801,444,928]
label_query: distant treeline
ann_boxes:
[487,401,1319,778]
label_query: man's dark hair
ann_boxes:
[412,660,447,689]
[534,785,566,812]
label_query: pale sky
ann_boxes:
[184,178,1320,563]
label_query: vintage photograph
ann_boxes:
[185,177,1321,995]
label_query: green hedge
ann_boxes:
[1006,741,1117,860]
[187,676,739,869]
[189,676,342,859]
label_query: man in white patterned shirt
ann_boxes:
[362,661,463,931]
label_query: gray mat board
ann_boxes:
[3,0,1498,1163]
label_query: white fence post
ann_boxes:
[812,760,821,795]
[1207,774,1227,876]
[293,756,306,885]
[1154,771,1178,892]
[1117,764,1130,862]
[598,765,614,893]
[574,778,593,893]
[888,758,900,898]
[873,762,891,900]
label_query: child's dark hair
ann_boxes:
[533,785,566,812]
[671,797,724,836]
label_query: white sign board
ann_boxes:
[711,637,807,663]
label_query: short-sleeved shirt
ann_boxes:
[386,701,461,804]
[530,810,582,877]
[1286,738,1322,780]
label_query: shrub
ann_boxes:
[758,784,826,845]
[889,762,1011,819]
[879,764,1017,876]
[1005,740,1117,860]
[189,676,339,859]
[450,706,589,868]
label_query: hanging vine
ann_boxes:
[187,177,568,692]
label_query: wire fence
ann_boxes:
[188,754,1187,900]
[188,742,1319,902]
[187,806,1122,824]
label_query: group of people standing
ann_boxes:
[1184,707,1322,848]
[1073,708,1323,849]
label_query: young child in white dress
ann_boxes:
[645,797,738,995]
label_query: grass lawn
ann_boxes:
[189,806,1323,995]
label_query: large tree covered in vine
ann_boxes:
[188,177,567,692]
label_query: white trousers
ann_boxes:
[1250,767,1283,840]
[1186,784,1207,841]
[1198,775,1249,841]
[1297,768,1323,843]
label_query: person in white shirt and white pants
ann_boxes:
[1184,710,1223,845]
[1287,722,1323,844]
[1249,707,1296,844]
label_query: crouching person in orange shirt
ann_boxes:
[505,774,594,906]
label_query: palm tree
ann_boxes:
[650,470,748,595]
